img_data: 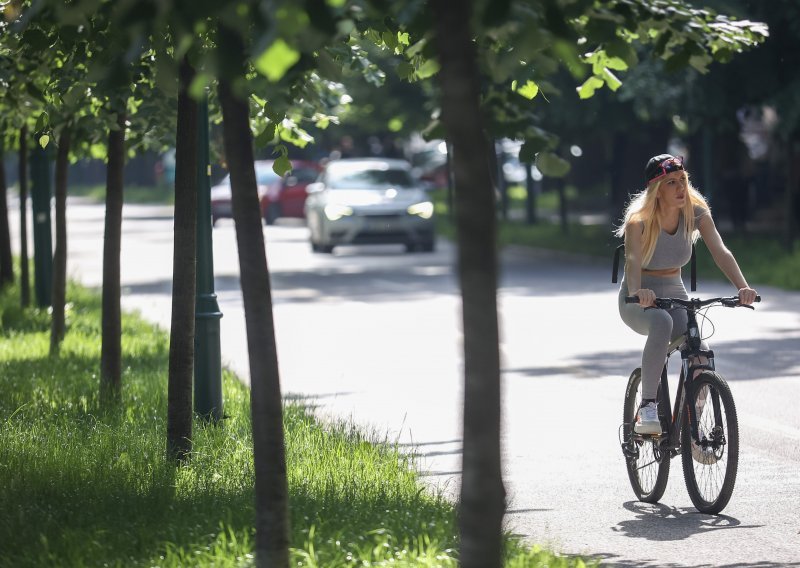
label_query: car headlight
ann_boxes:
[324,204,354,221]
[407,201,434,219]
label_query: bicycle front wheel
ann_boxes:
[681,371,739,514]
[623,368,670,503]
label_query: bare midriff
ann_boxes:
[642,267,680,277]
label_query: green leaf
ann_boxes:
[388,117,403,132]
[253,39,301,82]
[273,154,292,176]
[35,112,50,132]
[519,137,549,163]
[604,56,629,71]
[38,135,50,149]
[606,40,638,67]
[601,68,622,91]
[689,53,713,74]
[536,152,570,177]
[396,61,414,79]
[576,76,604,99]
[255,123,277,148]
[515,80,539,100]
[416,59,440,79]
[381,31,398,51]
[188,73,212,100]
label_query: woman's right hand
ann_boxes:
[632,288,656,307]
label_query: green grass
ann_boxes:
[0,280,593,567]
[68,183,175,205]
[432,189,800,291]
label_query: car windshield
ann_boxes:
[255,164,280,185]
[292,168,320,183]
[327,166,415,190]
[218,165,280,186]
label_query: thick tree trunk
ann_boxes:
[0,142,13,288]
[50,129,71,355]
[431,2,505,567]
[19,126,30,307]
[217,24,289,568]
[167,57,199,462]
[100,111,126,406]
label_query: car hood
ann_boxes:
[323,187,429,208]
[210,184,231,200]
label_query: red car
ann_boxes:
[210,160,321,226]
[260,160,322,225]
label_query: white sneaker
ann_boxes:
[634,402,661,435]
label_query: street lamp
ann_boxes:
[194,94,223,421]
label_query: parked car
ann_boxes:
[304,158,435,254]
[209,160,321,226]
[261,160,322,224]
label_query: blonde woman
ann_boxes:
[617,154,757,434]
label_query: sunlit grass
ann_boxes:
[0,279,592,567]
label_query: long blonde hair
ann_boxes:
[614,171,709,266]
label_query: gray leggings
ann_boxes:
[618,274,709,399]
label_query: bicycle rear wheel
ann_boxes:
[681,371,739,514]
[623,368,670,503]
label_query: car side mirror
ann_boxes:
[306,182,324,194]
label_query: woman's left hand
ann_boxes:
[738,286,758,305]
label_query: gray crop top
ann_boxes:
[642,206,709,270]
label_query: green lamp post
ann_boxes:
[194,94,224,421]
[30,143,52,308]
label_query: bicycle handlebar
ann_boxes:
[624,295,761,309]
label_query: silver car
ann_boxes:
[304,158,436,253]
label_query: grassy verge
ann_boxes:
[433,190,800,291]
[0,281,592,567]
[68,184,175,205]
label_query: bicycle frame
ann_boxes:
[658,304,716,454]
[623,294,758,460]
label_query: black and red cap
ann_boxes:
[645,154,684,185]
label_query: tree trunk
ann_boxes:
[100,111,126,406]
[19,126,30,307]
[0,141,13,288]
[432,2,505,567]
[784,138,798,252]
[557,176,569,234]
[50,129,71,355]
[167,57,199,462]
[217,24,289,568]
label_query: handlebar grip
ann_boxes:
[625,296,639,304]
[755,295,761,302]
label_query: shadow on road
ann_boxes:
[612,501,762,543]
[505,329,800,383]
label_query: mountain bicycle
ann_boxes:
[619,294,760,514]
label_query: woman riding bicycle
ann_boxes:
[616,154,758,435]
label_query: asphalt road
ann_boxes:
[9,199,800,567]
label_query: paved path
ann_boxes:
[8,198,800,566]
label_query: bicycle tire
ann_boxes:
[681,371,739,514]
[623,368,670,503]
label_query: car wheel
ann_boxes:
[420,240,435,253]
[264,204,281,225]
[311,241,334,254]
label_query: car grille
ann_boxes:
[360,213,404,220]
